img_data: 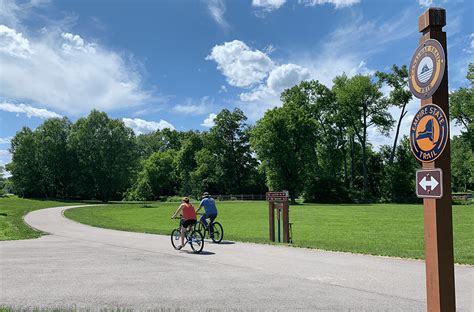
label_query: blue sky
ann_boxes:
[1,0,473,167]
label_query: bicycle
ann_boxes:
[195,213,224,243]
[170,218,204,253]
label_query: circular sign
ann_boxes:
[410,103,449,162]
[409,39,445,99]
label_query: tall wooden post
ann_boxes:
[418,8,456,311]
[282,201,289,243]
[269,202,275,242]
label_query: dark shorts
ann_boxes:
[181,219,197,228]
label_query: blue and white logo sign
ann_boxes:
[409,39,445,99]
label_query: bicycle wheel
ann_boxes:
[189,230,204,253]
[170,228,181,250]
[195,221,207,238]
[210,222,224,243]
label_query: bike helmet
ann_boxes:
[182,197,190,203]
[202,192,210,198]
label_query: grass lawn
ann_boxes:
[64,201,474,264]
[0,196,82,240]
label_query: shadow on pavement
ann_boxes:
[216,241,235,245]
[181,250,215,256]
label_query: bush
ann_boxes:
[304,176,351,203]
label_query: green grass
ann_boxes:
[0,196,82,240]
[65,201,474,264]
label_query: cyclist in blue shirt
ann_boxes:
[196,192,218,237]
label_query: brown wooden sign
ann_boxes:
[267,191,290,243]
[266,191,288,202]
[416,168,443,198]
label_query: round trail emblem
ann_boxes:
[409,39,445,99]
[410,103,449,162]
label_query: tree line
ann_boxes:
[2,64,473,202]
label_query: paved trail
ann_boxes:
[1,205,473,311]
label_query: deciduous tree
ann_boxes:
[69,110,137,202]
[333,74,393,195]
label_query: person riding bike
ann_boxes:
[196,192,218,237]
[171,197,197,250]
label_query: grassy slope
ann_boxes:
[0,197,81,240]
[64,201,474,264]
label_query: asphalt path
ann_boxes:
[1,205,473,311]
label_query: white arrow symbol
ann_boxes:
[419,175,439,191]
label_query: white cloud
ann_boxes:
[0,0,46,29]
[173,104,209,115]
[0,149,12,168]
[418,0,432,7]
[207,40,311,118]
[206,40,274,87]
[240,63,310,101]
[252,0,286,11]
[209,11,415,123]
[122,118,175,135]
[0,24,32,58]
[207,0,229,29]
[201,113,217,128]
[172,96,213,115]
[61,32,96,53]
[298,0,360,8]
[0,25,150,115]
[0,137,12,144]
[463,33,474,54]
[0,149,12,175]
[0,102,62,119]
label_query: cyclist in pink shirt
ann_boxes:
[171,197,197,250]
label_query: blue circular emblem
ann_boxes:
[410,103,449,162]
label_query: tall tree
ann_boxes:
[35,118,73,198]
[189,148,220,196]
[207,108,257,194]
[376,65,412,164]
[7,127,43,197]
[69,110,137,202]
[0,165,5,196]
[280,80,349,201]
[380,137,418,202]
[136,128,182,159]
[333,74,393,195]
[127,150,178,200]
[175,131,204,195]
[451,136,474,192]
[450,63,474,152]
[251,102,317,202]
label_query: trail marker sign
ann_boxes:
[409,103,449,162]
[409,39,445,99]
[266,191,289,202]
[416,169,443,198]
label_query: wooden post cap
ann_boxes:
[419,7,446,32]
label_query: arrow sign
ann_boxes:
[416,169,443,198]
[419,175,439,191]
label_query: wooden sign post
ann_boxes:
[266,191,290,243]
[410,8,456,311]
